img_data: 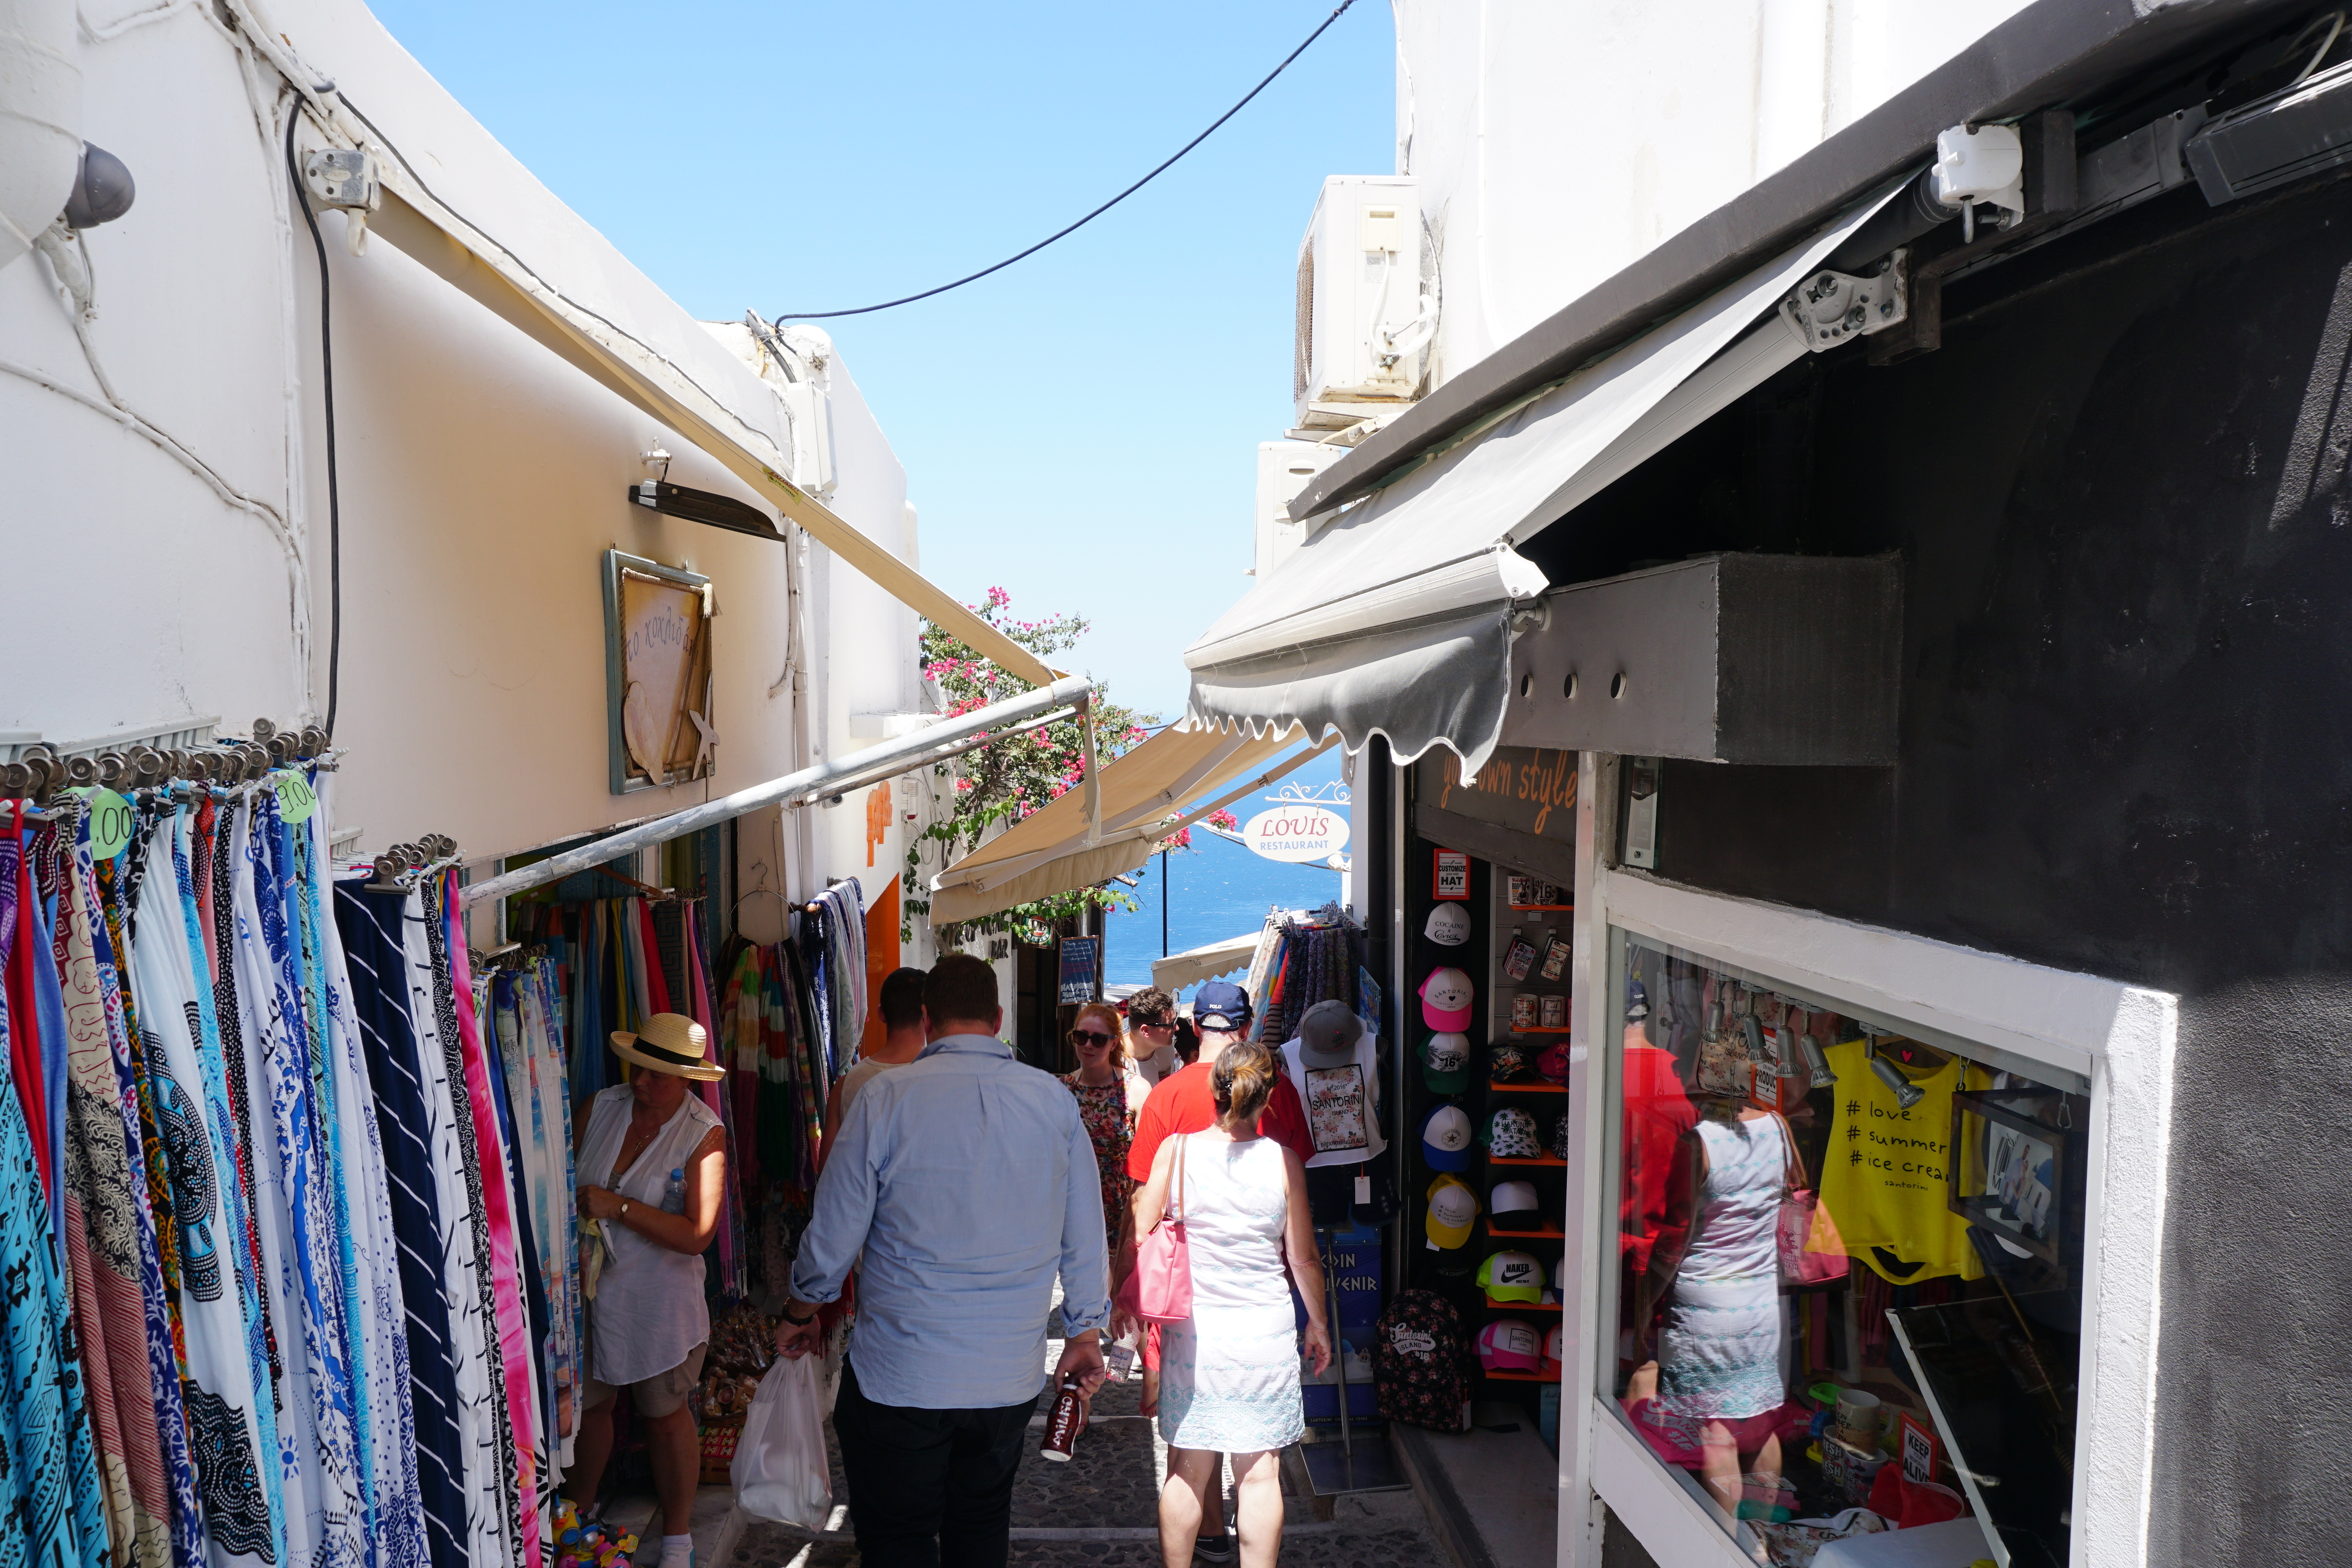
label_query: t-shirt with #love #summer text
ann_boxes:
[1816,1038,1986,1285]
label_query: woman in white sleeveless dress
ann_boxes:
[1133,1042,1332,1568]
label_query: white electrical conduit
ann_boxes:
[460,674,1094,907]
[76,0,193,41]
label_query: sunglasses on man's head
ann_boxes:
[1071,1029,1116,1047]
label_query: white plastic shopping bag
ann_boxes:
[731,1355,833,1529]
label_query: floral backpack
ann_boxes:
[1372,1289,1472,1433]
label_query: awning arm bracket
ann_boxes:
[1081,697,1104,848]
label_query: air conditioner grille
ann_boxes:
[1293,245,1315,403]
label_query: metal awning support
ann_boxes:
[461,674,1093,905]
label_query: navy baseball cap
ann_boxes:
[1192,981,1253,1032]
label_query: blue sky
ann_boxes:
[371,0,1396,723]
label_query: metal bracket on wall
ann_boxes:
[1779,250,1910,352]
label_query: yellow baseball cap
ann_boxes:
[1425,1175,1479,1249]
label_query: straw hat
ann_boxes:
[609,1013,725,1081]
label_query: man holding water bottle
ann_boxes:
[774,954,1111,1568]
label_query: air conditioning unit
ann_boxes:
[1254,440,1349,578]
[1293,175,1429,430]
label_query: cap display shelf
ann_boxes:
[1488,1079,1566,1093]
[1486,1219,1564,1239]
[1505,902,1573,912]
[1481,1366,1563,1382]
[1501,1025,1573,1034]
[1488,1155,1567,1167]
[1483,1296,1562,1313]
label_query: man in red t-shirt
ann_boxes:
[1119,981,1309,1565]
[1127,999,1314,1186]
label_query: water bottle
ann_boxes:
[1038,1373,1085,1462]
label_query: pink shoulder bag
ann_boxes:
[1132,1132,1194,1324]
[1773,1112,1849,1286]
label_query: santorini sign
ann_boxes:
[1240,804,1350,864]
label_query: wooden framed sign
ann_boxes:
[604,549,717,794]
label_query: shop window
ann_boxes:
[1605,932,2084,1567]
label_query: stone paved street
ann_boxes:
[727,1319,1442,1568]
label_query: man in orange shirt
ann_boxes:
[1121,981,1312,1566]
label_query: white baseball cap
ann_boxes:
[1489,1179,1541,1218]
[1424,902,1472,947]
[1543,1324,1564,1373]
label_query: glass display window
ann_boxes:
[1603,931,2087,1568]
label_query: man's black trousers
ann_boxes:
[833,1356,1040,1568]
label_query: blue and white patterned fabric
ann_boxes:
[133,810,277,1568]
[0,818,108,1568]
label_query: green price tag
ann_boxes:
[67,787,137,860]
[272,771,318,825]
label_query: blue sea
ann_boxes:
[1101,749,1347,994]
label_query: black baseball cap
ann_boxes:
[1193,981,1253,1032]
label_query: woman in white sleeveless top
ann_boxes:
[566,1014,727,1568]
[1133,1041,1332,1568]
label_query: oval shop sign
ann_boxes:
[1240,805,1350,864]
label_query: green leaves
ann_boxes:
[904,590,1156,944]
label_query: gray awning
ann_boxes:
[1180,183,1904,773]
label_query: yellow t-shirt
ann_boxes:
[1817,1039,1983,1285]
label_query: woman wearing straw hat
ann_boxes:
[566,1014,729,1568]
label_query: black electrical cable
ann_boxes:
[778,0,1360,320]
[285,105,342,738]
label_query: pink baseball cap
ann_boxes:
[1419,966,1474,1030]
[1476,1319,1542,1374]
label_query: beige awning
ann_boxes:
[928,724,1334,926]
[316,113,1053,688]
[1151,930,1265,994]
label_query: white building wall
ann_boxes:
[0,0,925,920]
[1390,0,2036,384]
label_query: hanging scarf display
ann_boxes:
[0,742,603,1568]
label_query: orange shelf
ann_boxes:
[1488,1222,1563,1238]
[1503,1026,1573,1034]
[1489,1155,1566,1167]
[1489,1080,1566,1093]
[1481,1366,1562,1382]
[1484,1296,1562,1312]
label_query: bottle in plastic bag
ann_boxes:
[731,1354,834,1527]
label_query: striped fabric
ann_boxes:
[333,881,469,1568]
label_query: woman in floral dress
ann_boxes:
[1058,1001,1148,1271]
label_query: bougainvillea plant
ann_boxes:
[905,588,1170,943]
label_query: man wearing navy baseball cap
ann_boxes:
[1121,981,1316,1562]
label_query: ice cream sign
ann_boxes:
[1240,803,1350,864]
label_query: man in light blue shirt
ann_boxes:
[775,953,1110,1566]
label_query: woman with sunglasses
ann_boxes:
[1059,1000,1150,1269]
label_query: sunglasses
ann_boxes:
[1071,1029,1117,1047]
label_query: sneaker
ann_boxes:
[1192,1533,1235,1564]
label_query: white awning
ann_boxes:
[266,72,1053,688]
[1181,182,1906,773]
[928,724,1333,927]
[1151,930,1265,994]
